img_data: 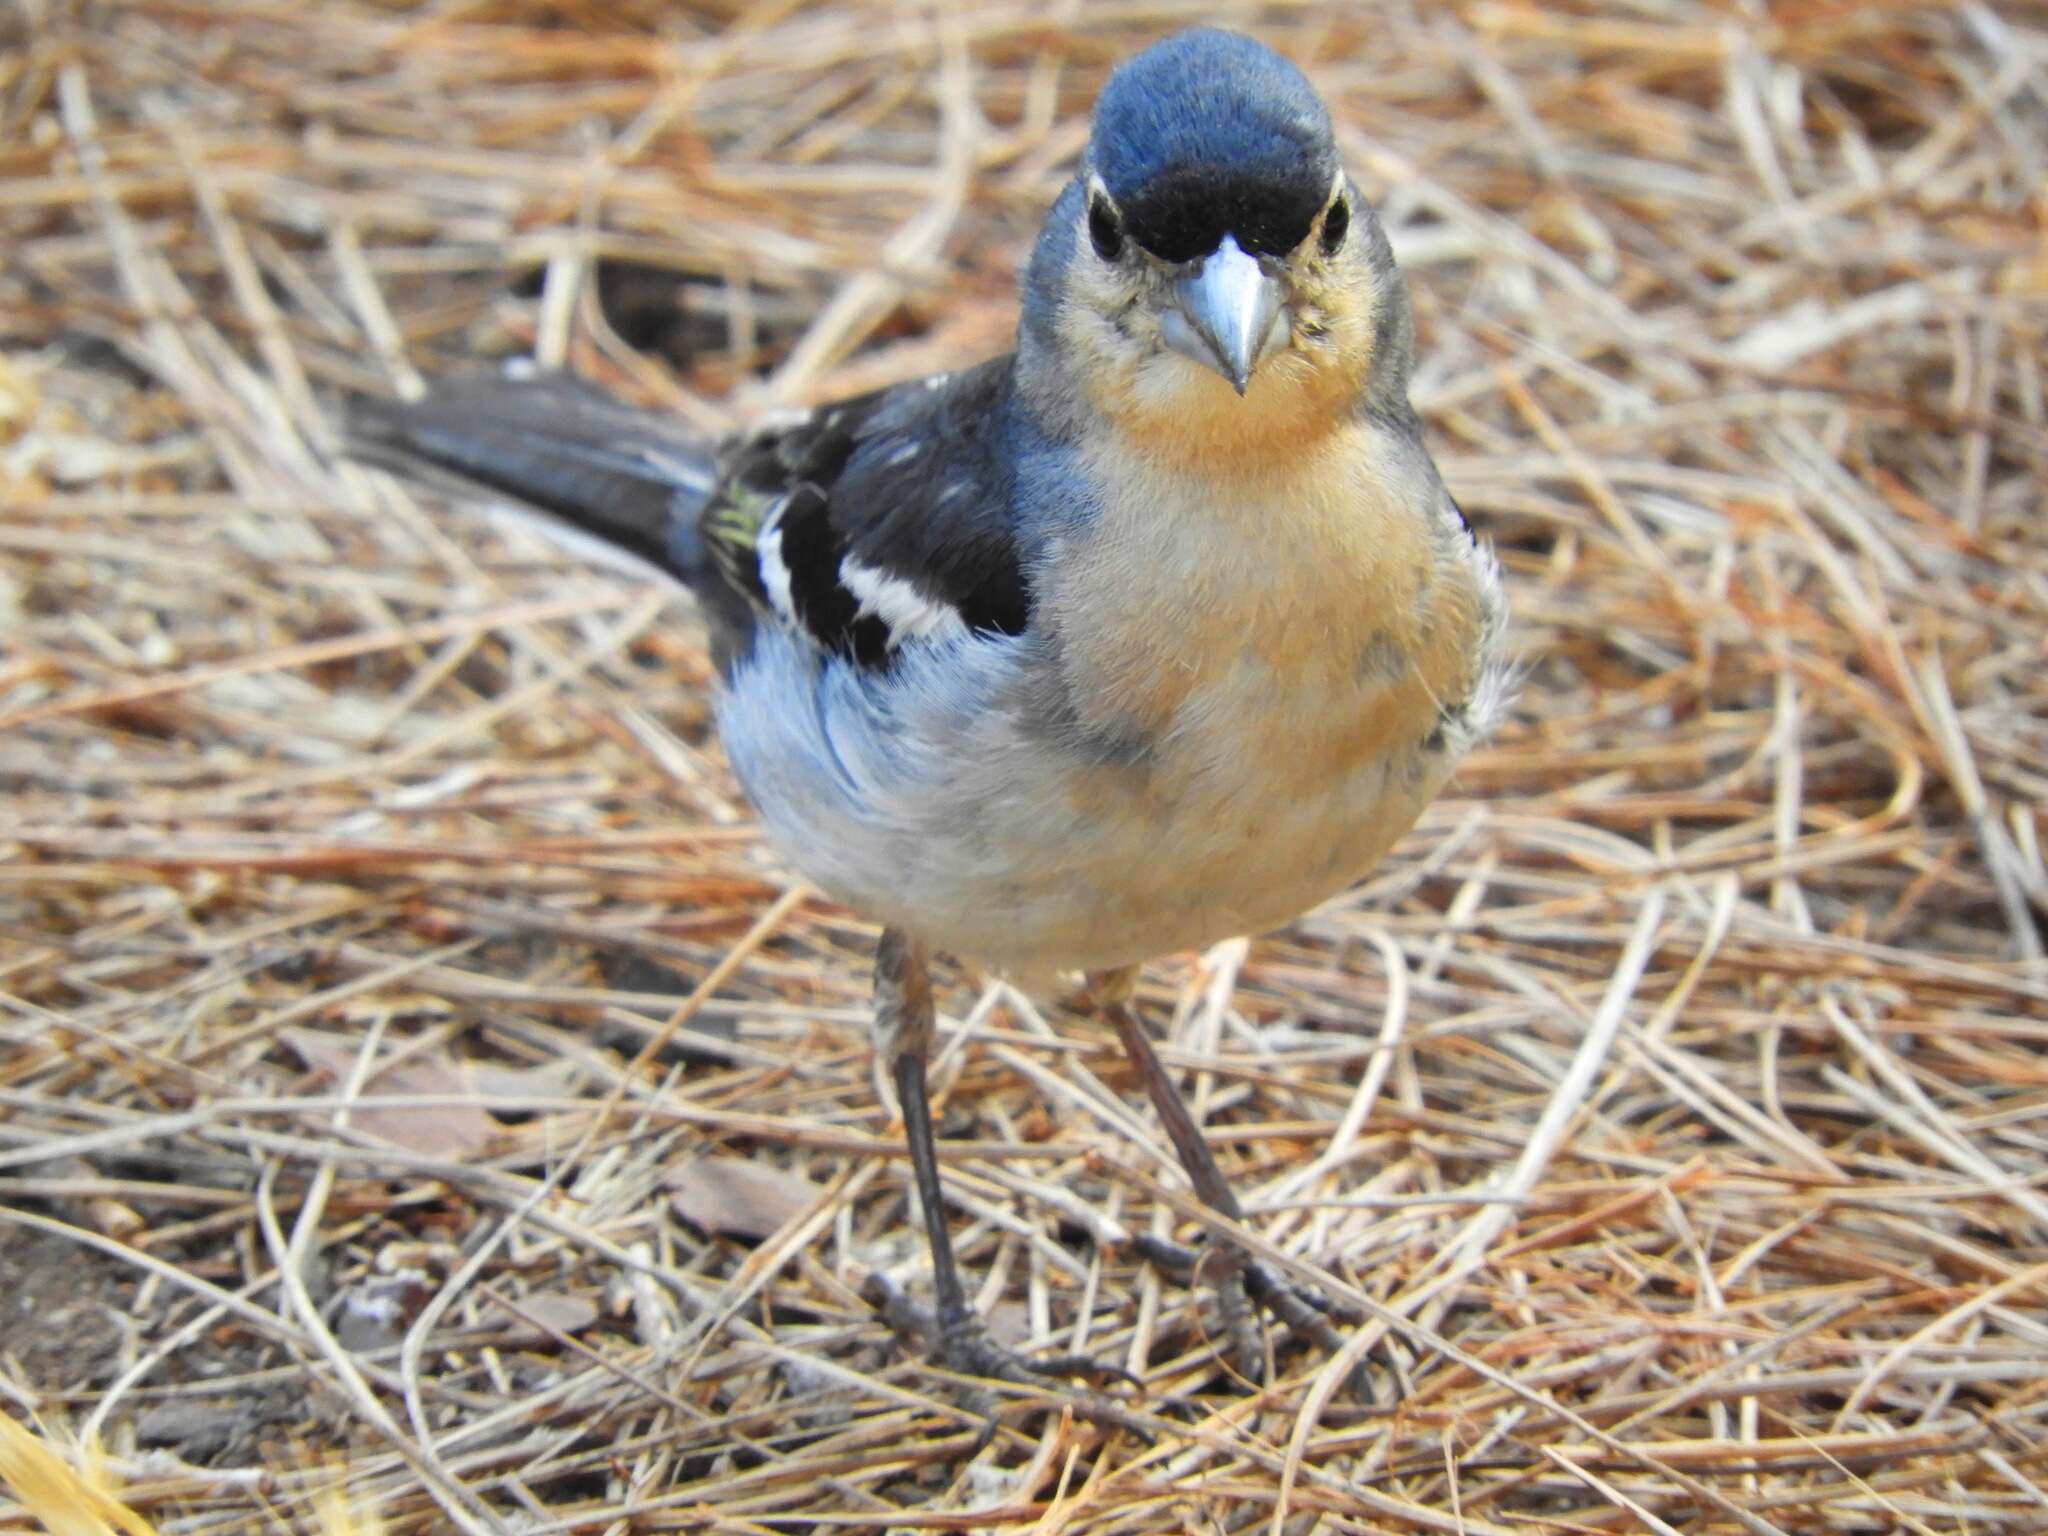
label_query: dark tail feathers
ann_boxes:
[346,371,759,657]
[347,371,721,581]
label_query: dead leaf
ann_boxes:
[282,1029,498,1159]
[466,1057,583,1104]
[665,1157,827,1241]
[492,1290,602,1347]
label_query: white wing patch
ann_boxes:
[839,556,969,649]
[756,500,800,630]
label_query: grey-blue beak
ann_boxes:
[1162,235,1291,394]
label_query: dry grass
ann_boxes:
[4,1,2047,1532]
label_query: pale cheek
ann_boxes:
[1061,309,1162,418]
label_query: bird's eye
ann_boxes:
[1320,196,1350,256]
[1088,195,1124,261]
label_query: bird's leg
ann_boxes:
[877,930,1130,1393]
[1092,970,1370,1397]
[877,928,966,1338]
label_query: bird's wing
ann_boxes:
[352,361,1030,673]
[700,356,1031,668]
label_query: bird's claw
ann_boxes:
[1241,1260,1377,1402]
[865,1275,1148,1446]
[929,1314,1151,1449]
[1132,1234,1376,1401]
[933,1310,1138,1391]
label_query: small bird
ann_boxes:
[353,28,1508,1396]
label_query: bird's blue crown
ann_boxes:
[1087,29,1338,264]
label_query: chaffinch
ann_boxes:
[354,27,1509,1402]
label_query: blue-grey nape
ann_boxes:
[1088,28,1338,263]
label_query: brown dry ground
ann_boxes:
[3,2,2047,1533]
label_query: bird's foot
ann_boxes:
[930,1309,1135,1391]
[865,1275,1147,1445]
[1133,1234,1376,1401]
